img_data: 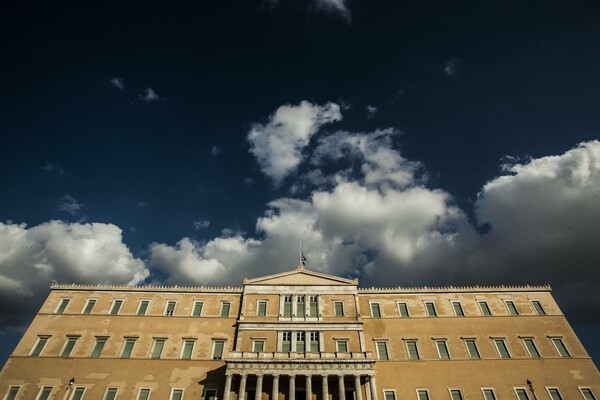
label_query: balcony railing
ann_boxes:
[226,351,374,360]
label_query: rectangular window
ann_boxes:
[336,340,348,353]
[425,301,437,317]
[296,295,305,316]
[435,340,450,359]
[282,332,291,352]
[71,388,85,400]
[464,339,480,359]
[170,390,183,400]
[192,301,203,317]
[137,300,149,316]
[482,389,496,400]
[334,301,344,317]
[137,389,151,400]
[220,302,231,317]
[212,340,225,359]
[494,339,511,358]
[547,389,562,400]
[257,301,267,317]
[61,337,78,357]
[181,340,195,359]
[551,338,571,358]
[309,296,318,317]
[253,340,265,353]
[56,299,70,314]
[478,300,492,316]
[384,391,396,400]
[406,340,420,360]
[515,389,529,400]
[522,338,541,358]
[296,332,305,352]
[37,387,53,400]
[121,338,136,359]
[109,300,123,315]
[203,390,217,400]
[376,341,389,360]
[397,302,409,317]
[5,387,20,400]
[505,300,519,315]
[103,388,118,400]
[91,337,107,358]
[580,388,596,400]
[417,390,430,400]
[450,390,463,400]
[283,295,292,317]
[30,336,49,357]
[452,301,464,317]
[165,301,176,316]
[151,339,165,359]
[531,300,546,315]
[370,303,382,318]
[82,299,96,315]
[309,331,319,352]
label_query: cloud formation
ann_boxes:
[139,88,163,102]
[41,162,65,176]
[107,77,125,90]
[315,0,351,22]
[442,57,461,76]
[57,194,84,216]
[193,220,211,230]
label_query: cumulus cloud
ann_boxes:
[248,101,342,185]
[442,57,461,76]
[139,88,163,102]
[57,194,84,216]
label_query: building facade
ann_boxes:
[1,266,598,400]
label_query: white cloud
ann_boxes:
[57,194,84,216]
[139,88,163,102]
[210,146,221,156]
[193,220,211,230]
[366,105,377,118]
[107,77,125,90]
[315,0,351,22]
[442,57,461,76]
[248,101,342,185]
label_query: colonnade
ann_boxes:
[223,374,377,400]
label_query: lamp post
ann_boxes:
[526,380,538,400]
[62,378,75,400]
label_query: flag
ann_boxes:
[301,251,307,266]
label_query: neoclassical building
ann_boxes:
[0,266,598,400]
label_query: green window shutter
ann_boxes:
[91,338,107,358]
[104,389,118,400]
[494,339,510,358]
[515,389,529,400]
[6,387,20,400]
[61,337,77,357]
[548,389,562,400]
[31,337,48,357]
[182,341,194,359]
[371,303,382,318]
[436,341,450,359]
[483,390,496,400]
[56,299,70,314]
[171,391,183,400]
[309,297,318,317]
[212,341,224,359]
[398,303,409,317]
[479,301,492,316]
[138,389,151,400]
[552,339,570,357]
[253,341,264,352]
[450,390,463,400]
[121,339,135,358]
[334,302,344,317]
[110,300,123,315]
[137,301,149,316]
[418,391,429,400]
[72,388,85,400]
[83,300,96,315]
[165,301,176,316]
[151,339,165,359]
[257,302,267,316]
[407,341,419,360]
[581,389,596,400]
[337,341,348,352]
[376,342,389,360]
[384,392,396,400]
[532,301,546,315]
[297,296,305,316]
[506,301,519,315]
[523,339,540,358]
[192,302,203,317]
[465,340,480,359]
[452,302,464,316]
[220,303,230,317]
[425,302,437,317]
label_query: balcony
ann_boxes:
[226,351,374,361]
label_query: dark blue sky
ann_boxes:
[1,0,599,367]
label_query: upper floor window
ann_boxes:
[37,387,53,400]
[170,390,183,400]
[150,339,166,359]
[192,301,203,317]
[397,302,409,317]
[253,340,265,353]
[531,300,546,315]
[464,339,480,359]
[70,388,86,400]
[375,341,389,360]
[309,331,319,352]
[493,339,511,359]
[334,301,344,317]
[91,337,108,358]
[56,298,70,314]
[547,389,563,400]
[109,300,123,315]
[164,301,176,316]
[309,296,318,317]
[121,338,136,359]
[370,302,382,318]
[451,301,464,317]
[60,336,79,357]
[336,340,348,353]
[137,300,150,316]
[30,336,50,357]
[283,295,292,317]
[522,338,541,358]
[482,389,497,400]
[580,388,597,400]
[478,300,492,316]
[103,388,118,400]
[137,389,151,400]
[505,300,519,316]
[417,390,430,400]
[406,340,420,360]
[212,340,225,360]
[450,390,463,400]
[181,340,195,359]
[296,296,305,316]
[435,340,451,359]
[82,299,96,315]
[282,332,292,352]
[424,301,437,317]
[384,391,396,400]
[514,389,529,400]
[550,337,571,358]
[5,386,20,400]
[257,301,267,317]
[296,332,305,352]
[220,302,231,317]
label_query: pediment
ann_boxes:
[245,266,357,286]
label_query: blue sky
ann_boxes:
[1,0,599,366]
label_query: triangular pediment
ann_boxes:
[245,266,357,286]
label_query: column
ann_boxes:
[223,374,233,400]
[338,376,345,400]
[354,376,362,400]
[364,380,371,400]
[289,375,296,400]
[255,375,263,400]
[321,375,329,400]
[305,376,312,400]
[272,375,279,400]
[239,374,248,400]
[368,376,377,400]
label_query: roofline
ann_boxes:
[49,282,243,293]
[359,284,552,294]
[244,265,358,285]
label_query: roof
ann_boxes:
[243,265,358,286]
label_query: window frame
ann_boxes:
[546,388,563,400]
[202,389,218,400]
[451,301,465,317]
[424,301,437,317]
[164,301,177,316]
[252,339,265,353]
[478,300,492,316]
[435,339,451,359]
[504,300,519,316]
[69,388,86,400]
[102,388,118,400]
[191,300,203,317]
[375,340,389,360]
[370,302,382,318]
[336,339,349,353]
[309,295,318,317]
[416,389,430,400]
[137,299,150,316]
[295,331,305,352]
[150,338,166,359]
[405,340,420,360]
[256,300,268,317]
[82,299,97,315]
[513,388,530,400]
[181,339,196,360]
[282,295,292,317]
[464,338,481,359]
[60,335,80,357]
[308,331,319,352]
[30,335,51,357]
[449,389,464,400]
[578,388,597,400]
[136,389,151,400]
[211,340,225,360]
[55,298,71,314]
[549,337,571,358]
[333,301,344,317]
[170,389,184,400]
[396,302,410,318]
[530,300,546,315]
[4,387,20,400]
[493,338,511,359]
[121,337,137,359]
[220,302,231,317]
[383,390,397,400]
[109,299,124,316]
[90,336,108,358]
[35,387,53,400]
[481,389,497,400]
[521,337,541,358]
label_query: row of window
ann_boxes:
[384,387,596,400]
[2,386,217,400]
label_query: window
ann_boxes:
[464,339,480,359]
[296,332,305,352]
[514,389,529,400]
[425,302,437,317]
[297,295,305,316]
[551,338,571,358]
[203,390,217,400]
[282,332,291,352]
[61,336,78,357]
[56,299,70,314]
[547,389,562,400]
[336,340,348,353]
[181,340,195,359]
[370,303,382,318]
[494,339,511,358]
[435,340,450,359]
[450,390,463,400]
[103,388,118,400]
[4,387,19,400]
[309,296,318,317]
[384,391,397,400]
[283,295,292,317]
[482,389,496,400]
[91,337,108,358]
[257,301,267,317]
[406,340,420,360]
[137,300,149,316]
[192,301,203,317]
[478,300,492,316]
[71,388,85,400]
[397,302,409,317]
[522,338,541,358]
[150,339,165,359]
[121,338,136,359]
[580,388,597,400]
[165,301,176,316]
[170,390,183,400]
[253,340,265,353]
[109,300,123,315]
[334,301,344,317]
[220,302,231,317]
[137,389,151,400]
[82,299,96,315]
[37,387,53,400]
[531,300,546,315]
[417,390,430,400]
[30,336,49,357]
[376,341,389,360]
[212,340,225,360]
[452,302,464,317]
[309,331,319,352]
[505,300,519,316]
